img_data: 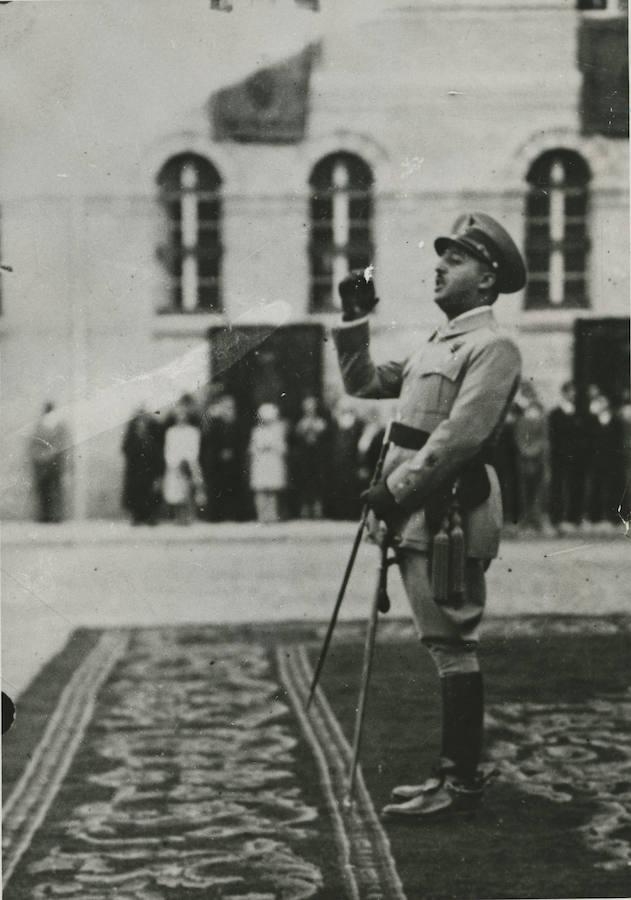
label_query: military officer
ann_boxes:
[332,212,526,820]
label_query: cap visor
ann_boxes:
[434,236,455,256]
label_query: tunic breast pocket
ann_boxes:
[418,356,465,413]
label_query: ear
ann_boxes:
[478,269,497,293]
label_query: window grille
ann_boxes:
[524,150,591,310]
[308,152,374,313]
[156,154,223,313]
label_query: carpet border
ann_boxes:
[2,630,129,889]
[277,647,361,900]
[278,644,407,900]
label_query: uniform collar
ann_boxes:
[434,305,495,340]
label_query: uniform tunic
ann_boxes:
[333,306,522,643]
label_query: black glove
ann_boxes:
[361,480,400,523]
[338,269,379,321]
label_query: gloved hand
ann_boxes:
[338,268,379,321]
[361,480,400,524]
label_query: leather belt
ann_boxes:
[388,422,429,451]
[389,420,495,468]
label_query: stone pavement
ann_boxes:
[2,519,629,701]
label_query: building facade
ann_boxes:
[0,0,628,518]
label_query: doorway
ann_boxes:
[574,317,630,410]
[208,322,325,424]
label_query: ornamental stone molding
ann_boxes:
[507,127,628,190]
[141,132,242,196]
[301,130,391,193]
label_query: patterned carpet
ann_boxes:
[2,625,402,900]
[3,617,631,899]
[487,692,631,872]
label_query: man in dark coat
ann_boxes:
[514,397,547,531]
[615,389,631,524]
[291,396,329,518]
[585,392,621,526]
[30,401,70,522]
[121,406,164,525]
[324,400,364,519]
[548,381,585,530]
[199,395,247,522]
[493,402,521,526]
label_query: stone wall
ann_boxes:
[0,0,627,518]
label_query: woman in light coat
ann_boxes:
[249,403,288,523]
[163,403,204,523]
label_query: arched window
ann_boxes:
[524,150,591,309]
[308,152,374,313]
[156,154,222,313]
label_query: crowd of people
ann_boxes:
[120,392,387,526]
[120,381,630,531]
[29,381,629,531]
[496,381,631,533]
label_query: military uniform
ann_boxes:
[333,212,526,819]
[333,306,521,642]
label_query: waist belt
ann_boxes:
[388,422,429,451]
[388,419,494,528]
[389,420,495,467]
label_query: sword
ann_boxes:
[346,536,398,801]
[306,422,392,710]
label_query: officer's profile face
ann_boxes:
[434,245,494,318]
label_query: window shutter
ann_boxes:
[578,15,629,138]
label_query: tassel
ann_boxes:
[449,508,466,600]
[377,580,390,614]
[377,544,391,614]
[431,516,450,604]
